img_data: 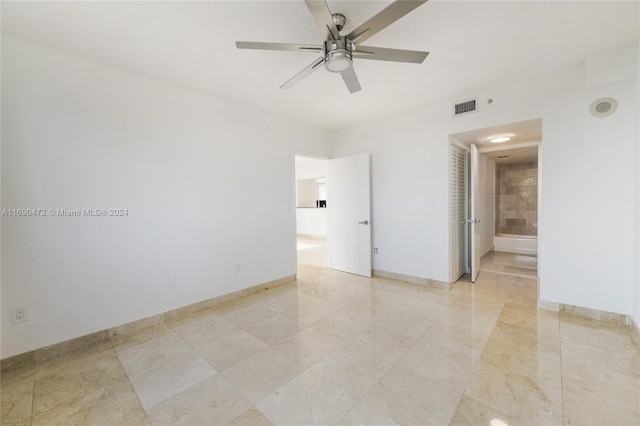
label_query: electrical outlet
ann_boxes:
[168,275,176,289]
[11,306,27,324]
[235,262,241,273]
[374,247,378,254]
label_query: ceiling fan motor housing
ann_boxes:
[324,38,353,73]
[332,13,346,32]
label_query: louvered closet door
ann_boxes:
[449,143,467,282]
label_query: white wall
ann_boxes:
[331,110,452,282]
[296,208,327,237]
[295,160,327,180]
[296,178,318,208]
[542,76,637,315]
[477,154,495,257]
[1,36,330,358]
[331,46,638,317]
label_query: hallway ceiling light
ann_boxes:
[490,136,511,143]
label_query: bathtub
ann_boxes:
[494,234,537,255]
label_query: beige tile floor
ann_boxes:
[479,250,537,277]
[296,235,328,270]
[2,251,639,425]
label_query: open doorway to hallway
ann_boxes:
[294,156,328,270]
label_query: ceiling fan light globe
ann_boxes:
[326,57,351,72]
[325,49,353,73]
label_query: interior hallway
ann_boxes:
[2,255,638,425]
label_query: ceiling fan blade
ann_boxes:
[346,0,428,45]
[340,67,362,94]
[353,46,429,63]
[280,57,325,89]
[236,41,323,52]
[304,0,341,41]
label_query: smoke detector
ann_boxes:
[589,97,618,118]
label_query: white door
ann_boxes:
[328,153,372,277]
[470,144,481,282]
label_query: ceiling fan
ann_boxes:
[236,0,429,94]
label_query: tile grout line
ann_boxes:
[282,282,436,424]
[107,337,148,424]
[29,362,36,426]
[157,312,264,421]
[436,283,488,425]
[558,312,565,425]
[450,301,507,423]
[354,286,473,425]
[221,284,359,423]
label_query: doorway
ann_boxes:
[481,145,539,277]
[293,153,373,277]
[294,156,329,270]
[449,118,542,283]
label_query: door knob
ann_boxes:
[358,220,369,225]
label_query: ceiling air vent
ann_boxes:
[454,98,477,116]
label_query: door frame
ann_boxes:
[470,144,481,283]
[472,141,542,281]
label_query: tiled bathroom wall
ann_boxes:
[495,162,538,236]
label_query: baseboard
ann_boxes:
[373,269,451,290]
[629,317,640,352]
[538,299,560,312]
[480,249,495,260]
[559,303,628,326]
[539,300,640,352]
[0,351,34,374]
[0,274,295,373]
[539,299,629,326]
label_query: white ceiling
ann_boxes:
[451,118,541,147]
[2,1,638,130]
[451,117,541,164]
[483,146,538,164]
